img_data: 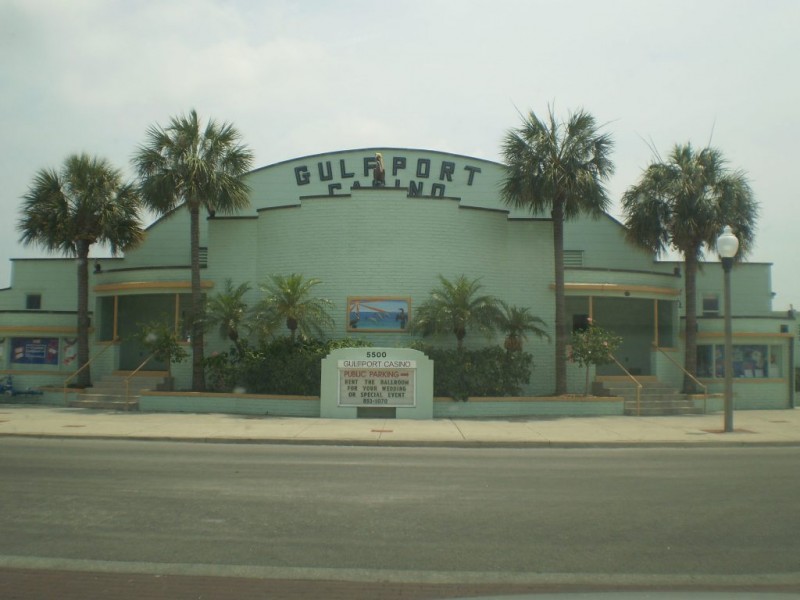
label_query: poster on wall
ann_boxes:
[62,338,78,367]
[347,297,411,332]
[11,337,59,365]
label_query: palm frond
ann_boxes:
[622,142,758,261]
[410,275,501,349]
[19,154,144,256]
[133,110,254,216]
[254,273,335,340]
[500,106,614,219]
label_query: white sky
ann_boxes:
[1,0,798,309]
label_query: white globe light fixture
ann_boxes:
[716,225,739,433]
[717,225,740,262]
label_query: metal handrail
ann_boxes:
[63,339,118,404]
[124,352,158,404]
[609,354,643,416]
[653,344,709,413]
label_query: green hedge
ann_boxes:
[411,344,533,401]
[206,339,532,399]
[205,337,372,395]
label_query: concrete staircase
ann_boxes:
[593,376,704,416]
[69,371,169,411]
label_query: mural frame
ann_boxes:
[347,296,412,333]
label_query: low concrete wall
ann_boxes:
[433,396,625,418]
[139,392,320,417]
[138,392,625,418]
[23,388,790,417]
[690,388,792,413]
[2,387,73,407]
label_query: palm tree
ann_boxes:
[621,143,757,392]
[133,110,254,391]
[254,274,335,341]
[205,279,251,355]
[497,301,550,352]
[411,275,501,351]
[18,153,144,387]
[501,107,614,394]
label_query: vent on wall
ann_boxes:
[564,250,584,267]
[199,247,208,268]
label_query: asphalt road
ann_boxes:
[1,439,799,595]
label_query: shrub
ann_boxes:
[204,337,372,395]
[570,324,622,395]
[411,343,532,400]
[136,319,189,377]
[205,350,240,392]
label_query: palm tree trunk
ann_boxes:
[682,252,699,393]
[190,203,206,391]
[552,202,567,395]
[76,240,91,388]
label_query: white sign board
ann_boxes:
[337,359,416,407]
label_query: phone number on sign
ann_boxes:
[361,397,389,405]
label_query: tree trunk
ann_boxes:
[76,240,92,388]
[552,201,567,395]
[456,328,465,351]
[682,252,699,393]
[584,365,590,397]
[504,336,522,353]
[190,203,206,391]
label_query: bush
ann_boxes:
[570,324,622,396]
[205,338,533,400]
[136,319,189,376]
[204,337,372,395]
[411,343,532,400]
[205,350,240,392]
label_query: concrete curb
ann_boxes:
[2,431,799,449]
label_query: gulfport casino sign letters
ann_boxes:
[293,153,483,198]
[337,356,417,408]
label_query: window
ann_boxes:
[701,293,719,316]
[734,345,768,378]
[696,343,783,378]
[10,337,59,365]
[26,294,41,310]
[768,345,783,377]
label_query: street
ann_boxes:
[1,438,799,597]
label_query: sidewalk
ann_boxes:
[1,403,798,447]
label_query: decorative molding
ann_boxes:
[94,281,214,293]
[560,283,680,297]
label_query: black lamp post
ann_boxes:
[716,225,739,433]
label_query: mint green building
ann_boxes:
[1,148,795,412]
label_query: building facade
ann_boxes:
[1,148,795,409]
